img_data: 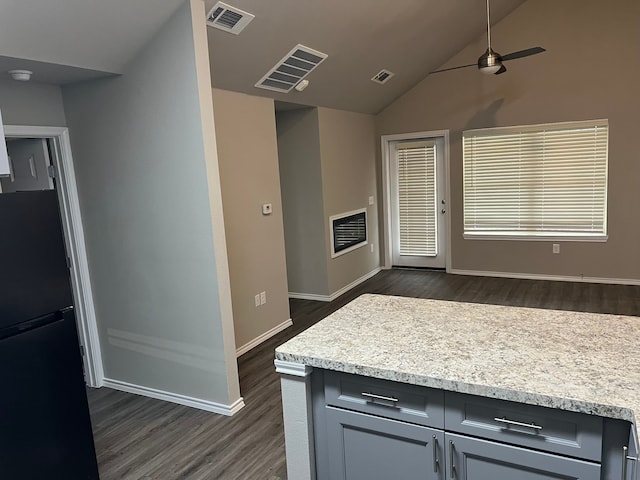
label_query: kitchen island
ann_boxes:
[275,294,640,480]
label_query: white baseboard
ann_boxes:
[288,292,332,302]
[102,378,245,416]
[450,268,640,286]
[289,267,382,303]
[235,318,293,357]
[328,267,382,301]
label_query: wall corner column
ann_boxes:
[274,359,316,480]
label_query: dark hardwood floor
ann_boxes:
[87,269,640,479]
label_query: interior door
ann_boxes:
[390,137,446,268]
[0,138,53,193]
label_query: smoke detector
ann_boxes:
[9,70,32,82]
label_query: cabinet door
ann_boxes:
[445,433,600,480]
[325,406,444,480]
[628,427,639,480]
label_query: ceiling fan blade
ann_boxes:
[430,63,477,74]
[501,47,546,62]
[494,65,507,75]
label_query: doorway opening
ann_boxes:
[3,126,102,387]
[381,130,451,271]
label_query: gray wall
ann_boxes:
[212,88,291,351]
[276,108,329,296]
[0,78,66,126]
[376,0,640,281]
[62,0,241,406]
[317,108,379,294]
[277,107,379,298]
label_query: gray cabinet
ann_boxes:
[445,391,603,461]
[624,428,639,480]
[313,370,634,480]
[325,407,444,480]
[324,370,444,428]
[446,432,600,480]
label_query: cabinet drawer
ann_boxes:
[445,391,603,461]
[324,371,444,428]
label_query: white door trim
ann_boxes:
[4,125,103,387]
[381,130,451,272]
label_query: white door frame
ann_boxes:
[4,125,103,387]
[381,130,452,272]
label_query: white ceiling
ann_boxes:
[0,0,186,82]
[0,0,529,113]
[206,0,527,114]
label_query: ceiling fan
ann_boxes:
[431,0,545,76]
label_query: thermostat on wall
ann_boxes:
[262,203,273,215]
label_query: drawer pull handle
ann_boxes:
[361,392,399,403]
[494,417,543,430]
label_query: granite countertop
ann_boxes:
[275,293,640,433]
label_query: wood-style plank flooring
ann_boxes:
[87,269,640,479]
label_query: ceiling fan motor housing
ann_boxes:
[478,47,503,73]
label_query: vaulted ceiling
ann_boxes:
[0,0,528,114]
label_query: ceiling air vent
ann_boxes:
[206,2,254,35]
[255,44,328,93]
[371,69,395,85]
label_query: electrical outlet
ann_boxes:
[260,291,266,305]
[254,294,261,307]
[553,243,560,254]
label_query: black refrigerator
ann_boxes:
[0,190,99,479]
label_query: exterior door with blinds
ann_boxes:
[390,138,446,268]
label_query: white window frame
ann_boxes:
[463,119,609,242]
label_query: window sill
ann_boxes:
[463,234,608,242]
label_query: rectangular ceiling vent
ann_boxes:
[206,2,254,35]
[371,69,395,85]
[255,44,328,93]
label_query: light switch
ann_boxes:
[368,196,374,205]
[262,203,273,215]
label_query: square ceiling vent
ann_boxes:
[255,45,328,93]
[206,2,254,34]
[371,69,395,85]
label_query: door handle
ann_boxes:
[432,435,439,473]
[622,446,638,480]
[449,440,456,479]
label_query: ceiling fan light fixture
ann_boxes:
[478,48,502,75]
[428,0,545,76]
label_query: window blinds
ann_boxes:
[463,120,608,238]
[396,141,438,256]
